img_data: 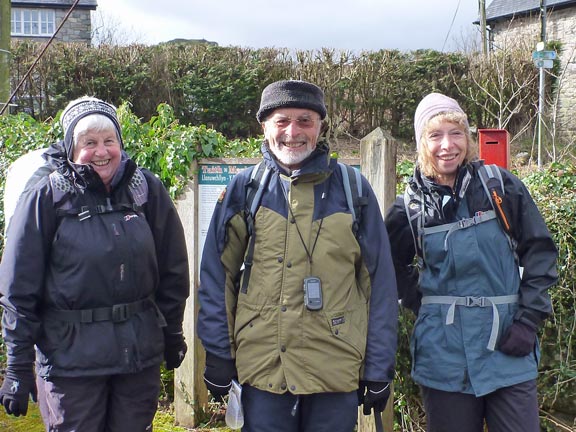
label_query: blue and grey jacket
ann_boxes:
[197,142,398,394]
[385,161,558,396]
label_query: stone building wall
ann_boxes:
[55,9,92,44]
[11,8,92,45]
[490,8,576,137]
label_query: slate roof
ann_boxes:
[11,0,97,8]
[485,0,576,21]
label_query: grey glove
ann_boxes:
[357,381,391,415]
[0,364,37,417]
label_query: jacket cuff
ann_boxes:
[514,308,544,330]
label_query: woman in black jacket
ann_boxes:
[0,96,190,431]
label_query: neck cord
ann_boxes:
[279,176,325,265]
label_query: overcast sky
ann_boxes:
[94,0,482,52]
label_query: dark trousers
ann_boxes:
[36,364,161,432]
[241,384,358,432]
[422,379,540,432]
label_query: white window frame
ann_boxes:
[11,9,56,37]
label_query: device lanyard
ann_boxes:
[279,175,326,265]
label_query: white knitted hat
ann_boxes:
[414,93,468,150]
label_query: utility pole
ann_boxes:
[479,0,488,56]
[0,0,11,114]
[537,0,547,169]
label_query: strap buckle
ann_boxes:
[79,309,94,323]
[112,304,129,322]
[78,206,91,221]
[465,296,486,307]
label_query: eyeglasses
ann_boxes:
[268,115,321,129]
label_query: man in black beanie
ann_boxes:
[197,79,398,431]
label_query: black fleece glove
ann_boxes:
[357,381,391,415]
[164,331,188,370]
[203,352,237,402]
[499,321,537,357]
[0,364,37,417]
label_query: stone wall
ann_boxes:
[11,8,92,45]
[490,8,576,138]
[55,9,92,44]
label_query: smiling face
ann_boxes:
[72,128,122,189]
[418,112,474,187]
[262,107,322,170]
[424,120,468,185]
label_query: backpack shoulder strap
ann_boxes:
[338,162,364,235]
[245,162,271,224]
[240,162,272,294]
[477,164,517,256]
[128,168,149,208]
[478,164,510,232]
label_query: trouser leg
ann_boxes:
[242,385,299,432]
[105,364,161,432]
[485,379,540,432]
[36,374,108,432]
[299,390,357,432]
[421,386,484,432]
[242,385,357,432]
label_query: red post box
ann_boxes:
[478,129,509,169]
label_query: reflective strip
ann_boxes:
[421,294,519,351]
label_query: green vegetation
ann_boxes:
[9,41,556,151]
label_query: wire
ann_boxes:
[442,0,463,52]
[0,0,81,115]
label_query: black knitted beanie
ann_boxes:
[256,80,327,123]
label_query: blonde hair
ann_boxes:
[417,111,477,178]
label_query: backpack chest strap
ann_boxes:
[56,201,143,221]
[421,210,497,251]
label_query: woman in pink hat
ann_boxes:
[385,93,557,431]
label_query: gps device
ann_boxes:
[303,277,323,311]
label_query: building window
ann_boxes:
[11,9,56,37]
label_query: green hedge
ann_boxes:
[9,41,550,147]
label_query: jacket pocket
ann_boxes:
[322,304,368,359]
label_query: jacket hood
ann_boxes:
[408,163,475,225]
[44,141,135,192]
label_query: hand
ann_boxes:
[499,321,537,357]
[0,365,37,417]
[357,381,391,415]
[164,332,188,370]
[203,352,237,402]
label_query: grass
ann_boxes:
[0,403,44,432]
[0,401,230,431]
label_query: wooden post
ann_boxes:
[360,127,398,213]
[174,159,208,427]
[357,127,398,432]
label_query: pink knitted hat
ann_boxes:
[414,93,468,150]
